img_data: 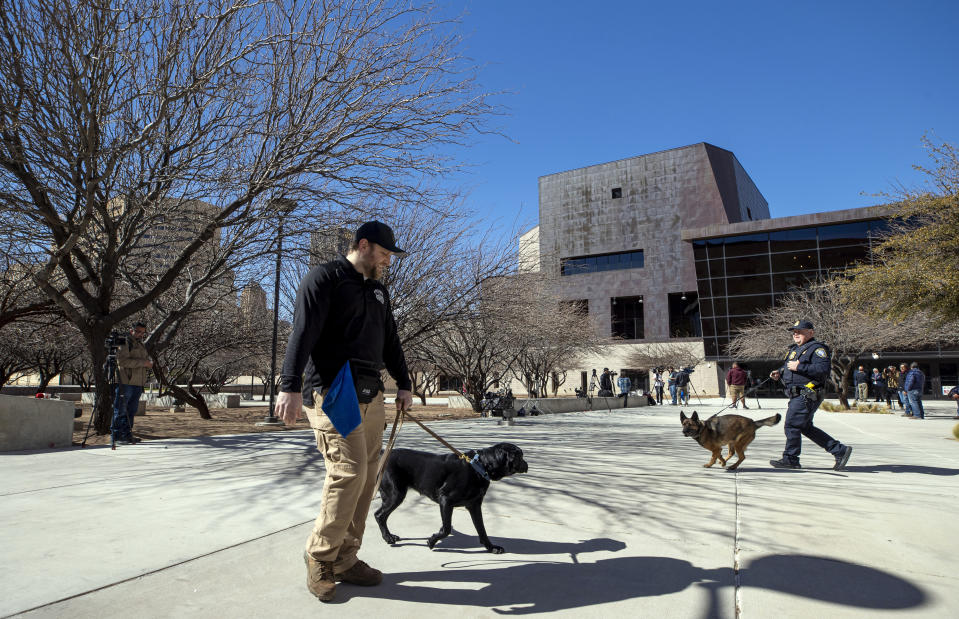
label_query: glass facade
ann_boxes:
[611,295,644,340]
[561,249,644,275]
[692,220,883,358]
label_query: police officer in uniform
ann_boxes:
[769,319,853,470]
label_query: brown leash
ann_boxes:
[374,409,489,494]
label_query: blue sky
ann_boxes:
[445,1,959,229]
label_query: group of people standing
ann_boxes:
[648,367,691,406]
[853,362,929,419]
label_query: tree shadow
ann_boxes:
[840,464,959,475]
[341,553,924,616]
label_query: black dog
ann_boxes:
[374,442,528,553]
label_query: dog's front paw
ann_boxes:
[427,535,439,549]
[383,533,400,544]
[487,545,505,554]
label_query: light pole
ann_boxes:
[258,199,295,426]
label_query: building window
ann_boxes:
[611,296,644,340]
[669,292,701,338]
[561,250,644,275]
[611,187,622,199]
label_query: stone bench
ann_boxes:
[0,394,75,451]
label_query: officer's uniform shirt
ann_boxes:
[778,338,831,390]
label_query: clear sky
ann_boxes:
[445,0,959,229]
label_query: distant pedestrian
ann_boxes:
[667,367,678,405]
[903,362,926,420]
[853,365,868,403]
[726,362,748,409]
[870,368,884,403]
[897,363,911,416]
[617,374,631,396]
[113,322,154,444]
[884,366,898,408]
[653,371,665,404]
[948,385,959,419]
[598,368,614,397]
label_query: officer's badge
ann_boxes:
[374,289,385,305]
[789,351,798,360]
[814,347,828,358]
[793,320,801,327]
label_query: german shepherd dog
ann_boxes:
[680,411,781,470]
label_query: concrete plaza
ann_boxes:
[2,398,958,618]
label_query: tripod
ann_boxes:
[684,380,704,406]
[81,337,133,449]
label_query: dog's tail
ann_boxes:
[754,413,782,428]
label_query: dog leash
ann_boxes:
[374,410,490,491]
[713,376,776,416]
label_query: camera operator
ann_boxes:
[113,322,153,444]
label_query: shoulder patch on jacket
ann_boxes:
[814,347,828,358]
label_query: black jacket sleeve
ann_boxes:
[797,344,831,384]
[279,267,332,393]
[382,291,412,391]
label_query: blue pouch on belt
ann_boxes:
[321,361,362,437]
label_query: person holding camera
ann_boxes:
[112,321,152,444]
[769,319,852,470]
[275,221,412,603]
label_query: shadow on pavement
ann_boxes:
[343,553,924,615]
[408,531,627,561]
[840,464,959,475]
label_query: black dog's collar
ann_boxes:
[468,453,491,481]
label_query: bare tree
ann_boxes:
[623,342,706,374]
[0,0,495,432]
[12,318,85,392]
[0,324,32,387]
[727,279,953,409]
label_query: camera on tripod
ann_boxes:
[105,329,126,356]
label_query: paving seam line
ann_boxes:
[2,520,314,619]
[733,470,743,619]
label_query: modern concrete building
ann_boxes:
[531,143,769,396]
[529,143,957,399]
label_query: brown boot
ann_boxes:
[336,559,382,586]
[304,552,336,601]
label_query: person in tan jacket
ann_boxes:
[113,322,153,443]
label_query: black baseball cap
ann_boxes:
[787,319,814,331]
[355,221,406,256]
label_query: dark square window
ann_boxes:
[611,187,622,199]
[611,296,644,340]
[818,222,870,248]
[770,251,818,273]
[725,255,769,277]
[726,274,771,296]
[723,233,769,258]
[770,228,817,252]
[819,245,870,272]
[668,292,701,338]
[726,294,773,316]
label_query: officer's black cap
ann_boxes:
[786,319,814,331]
[355,221,406,256]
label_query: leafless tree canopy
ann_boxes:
[727,278,955,408]
[624,342,705,373]
[0,0,495,431]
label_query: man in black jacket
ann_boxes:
[276,221,412,602]
[769,319,852,470]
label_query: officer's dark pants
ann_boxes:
[783,394,843,464]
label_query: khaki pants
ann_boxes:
[856,383,868,401]
[728,384,745,404]
[303,391,385,572]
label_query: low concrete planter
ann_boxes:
[0,394,75,451]
[513,395,647,415]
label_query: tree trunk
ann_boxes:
[165,383,213,419]
[837,361,855,410]
[90,339,113,435]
